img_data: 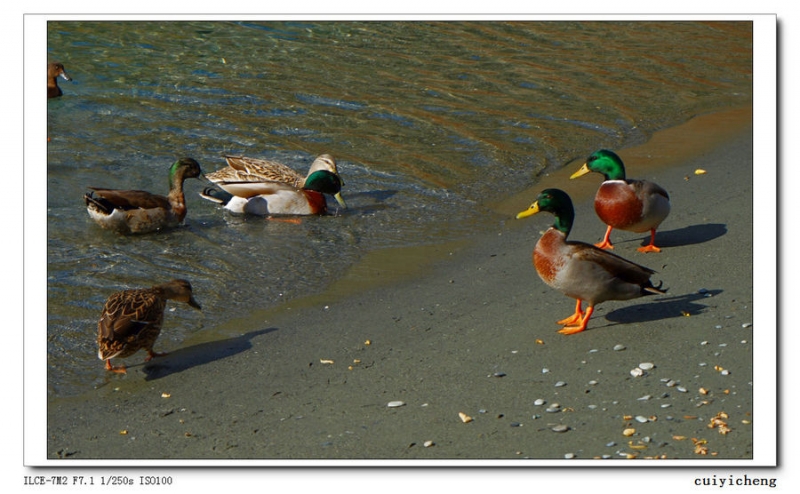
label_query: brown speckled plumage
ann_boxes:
[97,279,201,373]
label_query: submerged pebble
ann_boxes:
[613,344,626,351]
[551,424,569,433]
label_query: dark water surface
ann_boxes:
[46,20,752,398]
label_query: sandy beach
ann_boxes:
[46,107,757,463]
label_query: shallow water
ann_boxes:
[46,20,752,398]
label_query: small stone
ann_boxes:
[423,440,434,448]
[613,344,626,351]
[742,322,752,328]
[676,386,687,393]
[510,422,522,427]
[534,399,546,406]
[630,368,644,377]
[542,368,550,374]
[639,362,654,371]
[635,415,649,423]
[546,404,561,413]
[606,441,617,447]
[622,428,636,437]
[721,370,730,376]
[588,380,598,386]
[554,381,567,387]
[551,424,569,433]
[564,453,576,459]
[637,394,652,401]
[387,401,406,408]
[492,372,506,378]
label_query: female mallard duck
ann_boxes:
[570,149,670,253]
[97,279,201,374]
[84,157,205,234]
[200,153,346,216]
[516,189,665,334]
[48,62,72,98]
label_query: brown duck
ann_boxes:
[85,157,204,234]
[48,62,72,98]
[97,279,202,374]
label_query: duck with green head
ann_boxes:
[84,157,205,234]
[570,149,670,253]
[200,153,346,216]
[516,188,665,334]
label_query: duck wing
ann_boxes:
[86,187,171,211]
[209,156,305,187]
[98,290,164,341]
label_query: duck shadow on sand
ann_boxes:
[650,223,728,249]
[601,289,723,327]
[140,327,276,381]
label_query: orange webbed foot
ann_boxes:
[557,306,594,335]
[594,240,615,250]
[267,216,302,224]
[594,225,615,250]
[637,244,662,253]
[105,360,127,374]
[637,229,661,253]
[556,300,584,325]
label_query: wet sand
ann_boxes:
[46,107,759,464]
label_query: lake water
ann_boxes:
[46,20,752,398]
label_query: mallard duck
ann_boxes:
[200,153,346,216]
[84,157,205,234]
[97,279,201,374]
[48,62,72,98]
[570,149,670,253]
[516,188,665,334]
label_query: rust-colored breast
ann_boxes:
[302,190,328,215]
[533,229,566,284]
[595,181,643,229]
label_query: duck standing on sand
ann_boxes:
[200,153,346,216]
[570,149,670,253]
[48,62,72,98]
[516,188,665,334]
[97,279,202,374]
[84,157,205,234]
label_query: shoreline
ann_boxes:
[46,106,757,463]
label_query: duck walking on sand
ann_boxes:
[200,153,346,216]
[48,62,72,98]
[85,157,205,234]
[97,279,202,374]
[570,149,670,253]
[516,188,665,334]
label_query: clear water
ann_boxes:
[46,20,752,398]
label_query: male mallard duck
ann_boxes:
[200,153,346,216]
[84,157,205,234]
[516,188,665,334]
[97,279,201,374]
[570,149,670,253]
[48,62,72,98]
